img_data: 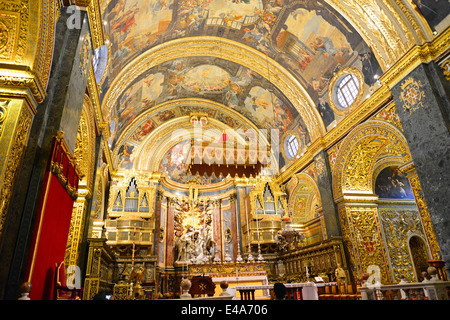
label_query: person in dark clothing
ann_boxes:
[93,290,108,300]
[358,52,382,87]
[272,282,287,300]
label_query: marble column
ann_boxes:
[212,199,222,261]
[166,198,176,267]
[229,194,239,261]
[390,62,450,275]
[0,8,92,299]
[153,190,163,257]
[313,150,342,238]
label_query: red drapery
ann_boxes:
[25,136,79,300]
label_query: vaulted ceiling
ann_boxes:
[93,0,443,177]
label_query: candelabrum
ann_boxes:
[247,245,255,263]
[257,242,264,261]
[236,242,244,263]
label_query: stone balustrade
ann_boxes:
[360,280,450,300]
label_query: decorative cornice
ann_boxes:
[379,26,450,89]
[0,65,45,111]
[86,62,108,136]
[85,0,104,49]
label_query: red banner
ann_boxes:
[25,136,79,300]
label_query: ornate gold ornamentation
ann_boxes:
[189,112,208,126]
[0,99,8,130]
[332,121,411,200]
[442,59,450,81]
[66,199,88,267]
[80,35,92,77]
[0,100,33,241]
[397,0,433,42]
[32,0,56,89]
[74,96,96,192]
[408,174,441,259]
[107,173,157,219]
[0,67,45,107]
[0,0,54,105]
[399,77,425,114]
[86,0,105,49]
[379,26,450,89]
[286,173,321,223]
[341,206,390,283]
[372,103,403,131]
[379,209,425,282]
[0,19,12,59]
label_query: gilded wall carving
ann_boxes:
[66,199,88,267]
[340,206,391,283]
[379,209,425,282]
[442,59,450,80]
[333,121,411,200]
[409,175,441,259]
[0,14,17,60]
[371,103,403,131]
[74,96,96,194]
[0,100,32,241]
[0,0,56,105]
[286,173,321,224]
[66,99,97,266]
[0,99,7,136]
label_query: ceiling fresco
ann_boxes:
[99,0,382,138]
[96,0,449,177]
[108,56,310,151]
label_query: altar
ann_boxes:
[186,262,269,298]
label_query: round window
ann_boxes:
[328,68,364,116]
[336,74,360,109]
[284,134,299,159]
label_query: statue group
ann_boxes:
[176,224,215,263]
[174,199,215,264]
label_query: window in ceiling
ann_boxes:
[336,74,360,109]
[93,44,108,83]
[285,134,299,160]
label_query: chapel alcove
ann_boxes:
[409,235,431,282]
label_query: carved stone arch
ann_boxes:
[111,98,260,165]
[407,233,432,281]
[287,172,321,223]
[332,120,412,200]
[135,118,272,173]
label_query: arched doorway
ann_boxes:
[409,235,430,282]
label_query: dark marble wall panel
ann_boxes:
[391,62,450,274]
[314,150,342,238]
